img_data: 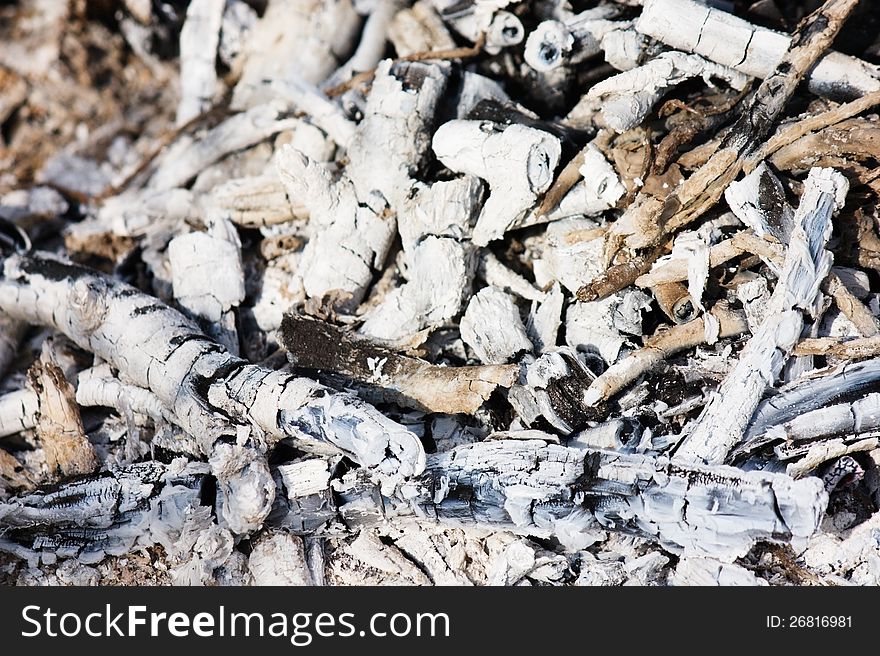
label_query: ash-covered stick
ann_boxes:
[230,0,362,110]
[149,102,299,191]
[794,335,880,359]
[358,176,484,343]
[0,388,38,438]
[637,0,880,99]
[208,174,306,229]
[388,2,456,56]
[323,0,404,92]
[726,163,877,337]
[75,364,176,425]
[0,460,209,564]
[566,51,749,133]
[168,217,245,355]
[675,168,847,465]
[824,272,880,338]
[635,231,784,288]
[745,358,880,442]
[523,6,626,73]
[734,393,880,463]
[532,140,625,223]
[0,253,425,527]
[270,76,357,149]
[328,438,827,561]
[4,440,827,563]
[432,119,561,246]
[651,281,696,324]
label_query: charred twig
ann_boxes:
[576,243,666,302]
[794,335,880,359]
[746,90,880,172]
[278,314,518,415]
[583,302,747,406]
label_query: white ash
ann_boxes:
[725,163,795,243]
[152,103,300,191]
[191,140,277,195]
[97,188,197,238]
[388,1,456,56]
[332,530,431,586]
[278,61,448,311]
[359,176,483,343]
[524,7,628,73]
[207,175,304,229]
[803,513,880,585]
[4,0,879,588]
[385,524,474,585]
[429,0,515,44]
[565,291,650,366]
[218,0,258,68]
[270,78,357,149]
[736,275,772,332]
[527,282,564,354]
[532,218,604,294]
[460,286,533,364]
[0,187,68,223]
[248,531,312,586]
[484,11,525,55]
[433,119,561,246]
[507,348,596,434]
[429,415,486,452]
[486,536,571,586]
[670,231,712,338]
[168,218,245,353]
[324,0,404,91]
[672,558,768,586]
[478,251,543,302]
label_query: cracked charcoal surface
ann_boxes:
[1,0,880,587]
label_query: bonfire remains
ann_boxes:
[2,0,880,586]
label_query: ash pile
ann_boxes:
[1,0,880,587]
